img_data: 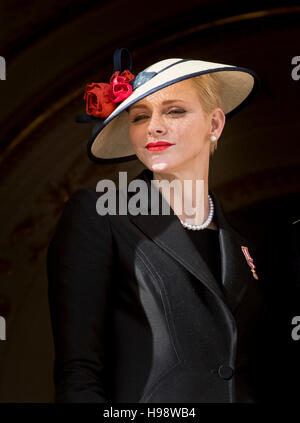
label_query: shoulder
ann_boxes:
[62,187,99,213]
[58,187,109,225]
[49,187,112,250]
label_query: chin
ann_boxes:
[147,161,177,173]
[139,155,180,174]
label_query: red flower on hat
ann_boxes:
[84,70,135,118]
[83,83,115,118]
[110,70,135,102]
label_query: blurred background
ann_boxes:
[0,0,299,402]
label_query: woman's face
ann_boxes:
[128,78,220,174]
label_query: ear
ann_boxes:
[210,108,226,137]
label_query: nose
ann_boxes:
[147,111,167,137]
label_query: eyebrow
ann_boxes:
[129,99,186,111]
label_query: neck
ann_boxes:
[152,158,214,227]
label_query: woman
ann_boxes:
[47,48,293,403]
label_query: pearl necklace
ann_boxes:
[180,195,214,230]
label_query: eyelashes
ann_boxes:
[131,109,186,123]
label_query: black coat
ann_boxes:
[47,168,300,403]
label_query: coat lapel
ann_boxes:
[211,190,258,313]
[127,168,257,314]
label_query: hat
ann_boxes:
[76,48,260,163]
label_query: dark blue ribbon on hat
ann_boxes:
[113,47,133,73]
[130,71,157,90]
[129,58,190,90]
[113,48,157,90]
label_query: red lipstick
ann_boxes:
[146,141,174,152]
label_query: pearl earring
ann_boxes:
[210,135,217,142]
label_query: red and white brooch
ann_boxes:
[241,246,259,280]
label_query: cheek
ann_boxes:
[173,117,206,147]
[129,126,144,150]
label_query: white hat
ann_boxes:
[76,48,260,163]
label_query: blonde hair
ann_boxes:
[190,73,223,155]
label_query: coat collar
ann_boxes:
[127,168,258,314]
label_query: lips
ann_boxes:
[146,141,174,151]
[147,141,172,147]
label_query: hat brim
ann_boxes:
[87,63,260,163]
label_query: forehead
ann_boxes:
[128,78,197,111]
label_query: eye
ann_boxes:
[132,114,148,123]
[131,108,186,123]
[168,108,186,115]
